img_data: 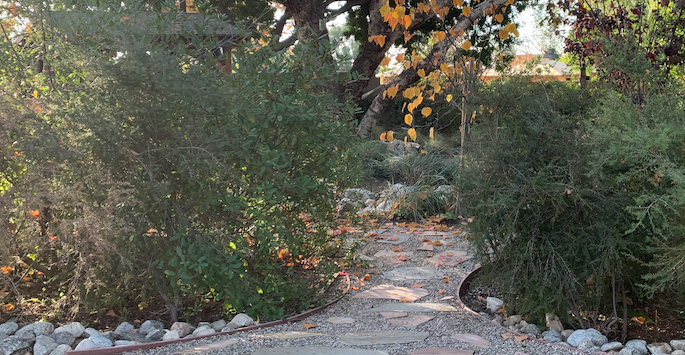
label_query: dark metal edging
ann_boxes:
[66,275,350,355]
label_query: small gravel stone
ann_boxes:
[486,297,504,313]
[115,322,136,337]
[625,339,649,355]
[53,322,84,338]
[33,335,57,355]
[0,335,31,355]
[210,320,227,332]
[672,340,685,351]
[48,344,71,355]
[0,321,19,336]
[139,320,164,335]
[47,331,75,346]
[601,341,624,351]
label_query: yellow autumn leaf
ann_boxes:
[386,85,399,98]
[402,14,412,28]
[417,68,426,77]
[498,29,509,40]
[434,31,446,42]
[494,14,504,23]
[32,90,38,98]
[404,61,411,69]
[512,29,520,37]
[404,136,408,144]
[387,131,394,142]
[404,114,413,126]
[429,127,435,139]
[380,57,391,67]
[380,3,391,17]
[446,94,453,102]
[368,35,386,47]
[380,132,387,141]
[453,0,463,6]
[303,323,317,329]
[396,53,404,62]
[421,107,432,117]
[412,95,424,108]
[408,128,417,141]
[462,6,471,16]
[462,40,472,51]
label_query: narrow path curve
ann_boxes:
[122,222,594,355]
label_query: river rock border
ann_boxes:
[456,267,685,355]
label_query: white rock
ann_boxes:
[33,335,58,355]
[139,320,164,335]
[83,328,100,338]
[210,320,226,331]
[560,329,574,341]
[229,313,255,328]
[0,335,31,355]
[162,330,180,341]
[566,328,608,347]
[53,322,84,338]
[170,322,191,338]
[486,297,504,313]
[672,340,685,351]
[74,335,113,350]
[624,339,649,355]
[672,350,685,355]
[114,322,135,337]
[15,322,54,340]
[0,321,19,336]
[191,326,216,337]
[114,340,134,346]
[647,342,672,354]
[619,348,645,355]
[48,344,72,355]
[602,341,624,352]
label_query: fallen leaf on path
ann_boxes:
[411,284,425,288]
[397,254,411,261]
[401,297,412,303]
[392,247,405,252]
[515,335,528,342]
[501,333,513,339]
[352,286,359,290]
[363,274,371,281]
[442,277,450,283]
[303,323,317,329]
[387,236,398,241]
[435,289,446,295]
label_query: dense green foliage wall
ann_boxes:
[0,8,355,322]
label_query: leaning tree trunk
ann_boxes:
[356,0,512,137]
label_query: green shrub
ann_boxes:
[1,7,355,322]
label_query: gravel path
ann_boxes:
[124,222,594,355]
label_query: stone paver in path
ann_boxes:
[410,348,475,355]
[253,347,390,355]
[326,317,355,324]
[451,334,490,348]
[380,311,408,319]
[366,303,459,313]
[373,250,414,259]
[351,285,429,302]
[383,267,441,281]
[427,250,473,266]
[338,330,430,345]
[387,315,435,328]
[260,331,326,339]
[377,234,411,244]
[173,338,239,354]
[416,243,434,251]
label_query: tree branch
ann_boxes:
[357,0,517,136]
[273,9,292,40]
[273,35,298,51]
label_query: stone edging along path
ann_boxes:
[61,276,353,355]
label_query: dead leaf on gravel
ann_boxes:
[435,289,446,295]
[411,284,425,288]
[515,335,528,342]
[363,274,371,281]
[392,247,405,252]
[303,323,317,329]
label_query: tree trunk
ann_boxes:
[356,0,511,137]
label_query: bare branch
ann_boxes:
[273,9,292,40]
[325,0,370,19]
[273,35,297,51]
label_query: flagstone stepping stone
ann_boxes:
[415,232,448,236]
[383,267,441,281]
[374,250,414,259]
[416,243,434,251]
[388,315,434,328]
[326,317,355,324]
[260,331,326,339]
[451,334,490,348]
[427,250,472,266]
[351,285,429,302]
[367,229,388,236]
[253,348,389,355]
[366,303,459,313]
[377,234,411,244]
[173,338,239,354]
[380,312,408,319]
[410,349,475,355]
[359,254,376,261]
[339,330,429,345]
